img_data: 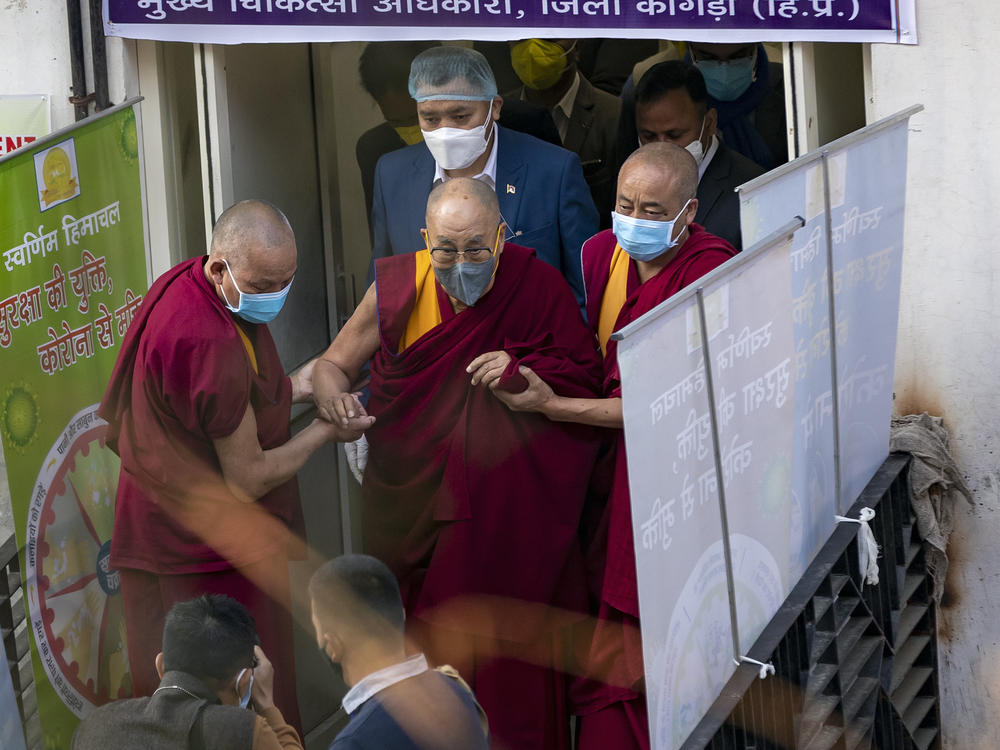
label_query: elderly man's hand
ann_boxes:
[467,350,512,388]
[313,411,374,444]
[316,387,367,427]
[490,365,555,413]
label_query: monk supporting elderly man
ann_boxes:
[100,200,372,730]
[491,142,737,749]
[313,177,604,750]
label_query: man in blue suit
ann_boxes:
[370,46,598,308]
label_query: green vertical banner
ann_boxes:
[0,101,147,748]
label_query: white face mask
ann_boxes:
[421,106,493,171]
[684,118,708,167]
[636,118,708,166]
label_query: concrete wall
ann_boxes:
[868,3,1000,747]
[0,1,130,133]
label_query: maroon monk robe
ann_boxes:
[575,224,737,749]
[99,257,304,730]
[367,244,606,750]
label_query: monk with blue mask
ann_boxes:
[314,177,605,750]
[99,200,373,734]
[490,144,737,750]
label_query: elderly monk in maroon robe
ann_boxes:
[99,200,372,731]
[492,143,737,749]
[312,178,605,750]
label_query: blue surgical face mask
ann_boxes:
[612,200,691,262]
[219,258,293,324]
[696,52,756,101]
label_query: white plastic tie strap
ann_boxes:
[834,506,880,586]
[734,655,775,680]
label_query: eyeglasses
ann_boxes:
[428,223,504,265]
[429,246,495,264]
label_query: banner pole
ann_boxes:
[821,151,844,514]
[696,287,742,661]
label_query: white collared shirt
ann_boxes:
[521,72,581,144]
[432,124,500,189]
[342,653,430,716]
[552,72,581,143]
[698,133,720,182]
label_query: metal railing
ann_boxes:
[684,453,941,750]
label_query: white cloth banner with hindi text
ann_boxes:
[618,112,911,750]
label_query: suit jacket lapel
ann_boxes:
[496,129,527,238]
[563,76,596,156]
[410,145,436,244]
[695,143,730,224]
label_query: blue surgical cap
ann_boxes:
[408,46,498,103]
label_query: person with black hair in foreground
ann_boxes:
[310,554,489,750]
[72,595,302,750]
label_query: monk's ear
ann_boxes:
[206,258,227,285]
[420,229,430,251]
[684,198,699,225]
[155,652,165,679]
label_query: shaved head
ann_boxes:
[620,142,699,205]
[205,199,297,301]
[210,199,294,268]
[426,177,501,226]
[422,178,505,305]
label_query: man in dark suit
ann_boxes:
[506,39,622,222]
[72,595,302,750]
[369,45,598,308]
[631,60,765,250]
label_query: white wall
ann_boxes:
[0,2,73,129]
[0,1,130,133]
[869,3,1000,747]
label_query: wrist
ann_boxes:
[540,394,564,420]
[289,374,304,402]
